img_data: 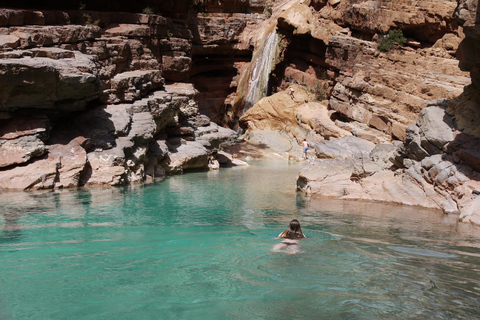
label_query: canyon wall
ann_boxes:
[235,0,469,144]
[0,8,241,190]
[294,0,480,224]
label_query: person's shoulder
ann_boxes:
[277,231,288,238]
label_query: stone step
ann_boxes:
[0,25,101,51]
[335,120,391,144]
[0,47,77,59]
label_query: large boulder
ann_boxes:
[47,140,88,188]
[314,136,376,159]
[0,114,51,167]
[128,112,156,144]
[296,157,449,210]
[0,155,58,190]
[84,148,127,186]
[163,140,210,173]
[296,101,351,140]
[0,135,46,167]
[0,50,101,111]
[195,122,237,149]
[102,70,164,104]
[459,196,480,226]
[0,138,89,190]
[417,103,456,150]
[399,101,457,162]
[240,84,309,134]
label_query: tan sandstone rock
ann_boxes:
[48,140,88,189]
[0,155,59,191]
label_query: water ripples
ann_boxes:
[1,162,480,319]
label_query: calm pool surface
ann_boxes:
[1,161,480,319]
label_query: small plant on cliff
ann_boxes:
[315,67,329,80]
[277,32,286,50]
[307,81,327,101]
[377,29,407,52]
[83,14,100,26]
[264,5,273,18]
[314,83,327,101]
[143,7,154,15]
[74,2,100,26]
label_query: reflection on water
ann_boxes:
[0,161,480,319]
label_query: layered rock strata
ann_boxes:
[297,101,480,221]
[267,0,468,143]
[295,0,480,225]
[234,0,469,143]
[0,8,239,191]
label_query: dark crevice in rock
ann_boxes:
[271,28,333,100]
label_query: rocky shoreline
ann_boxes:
[296,100,480,225]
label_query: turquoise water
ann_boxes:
[1,161,480,319]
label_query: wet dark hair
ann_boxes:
[279,219,305,239]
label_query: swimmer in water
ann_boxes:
[272,219,306,254]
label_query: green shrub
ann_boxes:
[74,2,100,26]
[377,29,407,52]
[143,7,154,15]
[307,81,327,101]
[314,84,327,101]
[264,5,273,18]
[315,67,328,80]
[83,13,100,26]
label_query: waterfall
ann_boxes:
[241,28,278,115]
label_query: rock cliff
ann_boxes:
[293,0,480,225]
[0,8,240,190]
[233,0,468,142]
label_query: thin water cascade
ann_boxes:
[241,27,278,115]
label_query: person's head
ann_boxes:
[289,219,301,230]
[284,219,305,239]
